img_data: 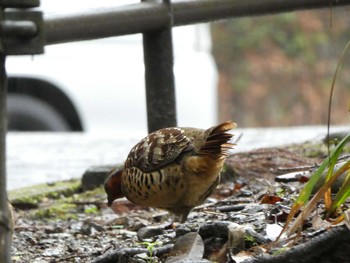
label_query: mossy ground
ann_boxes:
[9,180,106,221]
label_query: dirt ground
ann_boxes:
[9,140,350,263]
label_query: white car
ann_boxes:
[6,0,218,136]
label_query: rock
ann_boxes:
[43,225,64,234]
[199,221,246,260]
[128,217,149,232]
[120,229,138,239]
[137,226,165,241]
[203,237,229,262]
[92,247,148,263]
[245,227,269,245]
[81,165,119,191]
[89,221,105,232]
[175,224,192,237]
[228,213,247,223]
[154,244,174,257]
[9,179,81,209]
[198,221,233,240]
[21,232,37,245]
[166,233,205,263]
[227,222,246,252]
[79,220,105,235]
[323,131,349,144]
[217,204,246,212]
[243,204,266,214]
[169,260,211,263]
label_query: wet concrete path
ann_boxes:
[7,125,349,190]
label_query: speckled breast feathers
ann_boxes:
[105,121,237,222]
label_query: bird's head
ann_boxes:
[104,168,124,206]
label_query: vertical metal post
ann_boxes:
[0,4,9,262]
[142,0,177,133]
[0,2,42,261]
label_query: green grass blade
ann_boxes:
[326,39,350,157]
[295,133,350,206]
[330,162,350,214]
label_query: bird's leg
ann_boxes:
[181,209,191,223]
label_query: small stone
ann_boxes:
[81,165,119,191]
[137,226,164,241]
[217,204,246,212]
[80,223,92,235]
[240,189,253,196]
[243,203,266,214]
[154,244,174,257]
[120,229,138,239]
[245,227,269,245]
[90,222,105,232]
[175,224,192,237]
[227,223,245,249]
[228,213,247,223]
[95,213,127,227]
[42,245,65,257]
[77,219,105,235]
[39,238,58,245]
[128,217,149,232]
[22,232,37,245]
[198,221,233,240]
[44,225,64,234]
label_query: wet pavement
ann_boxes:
[6,125,350,190]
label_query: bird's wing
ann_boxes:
[125,127,193,173]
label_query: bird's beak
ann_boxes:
[107,197,114,207]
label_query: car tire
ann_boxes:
[7,94,70,131]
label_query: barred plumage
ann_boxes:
[105,121,237,222]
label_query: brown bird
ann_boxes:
[104,121,237,222]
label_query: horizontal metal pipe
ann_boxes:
[1,0,39,8]
[45,0,350,45]
[45,3,168,45]
[0,21,38,38]
[173,0,349,25]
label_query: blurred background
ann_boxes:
[7,2,350,134]
[213,7,350,127]
[6,2,350,190]
[6,0,218,135]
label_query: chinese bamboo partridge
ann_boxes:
[104,121,237,222]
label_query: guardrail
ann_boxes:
[46,0,350,44]
[1,0,350,261]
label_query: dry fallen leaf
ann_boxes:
[166,232,204,263]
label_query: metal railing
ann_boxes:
[46,0,350,44]
[1,0,350,261]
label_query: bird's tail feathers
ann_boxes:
[199,121,237,158]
